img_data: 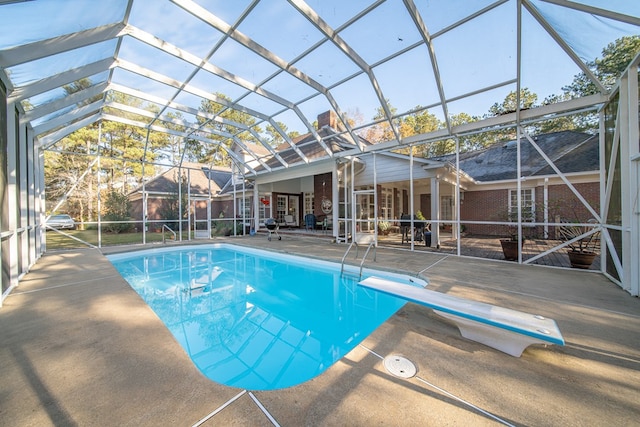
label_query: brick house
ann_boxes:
[347,130,600,246]
[446,131,600,239]
[128,162,235,231]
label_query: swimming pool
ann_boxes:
[107,244,427,390]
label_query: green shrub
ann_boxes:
[103,191,132,234]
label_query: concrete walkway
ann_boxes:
[1,235,639,426]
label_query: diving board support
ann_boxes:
[358,277,565,357]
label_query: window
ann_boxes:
[509,188,535,222]
[304,192,314,215]
[258,195,270,222]
[380,187,393,220]
[441,195,453,220]
[237,197,251,218]
[276,195,287,223]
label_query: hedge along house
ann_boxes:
[1,0,639,306]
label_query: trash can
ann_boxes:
[424,231,432,247]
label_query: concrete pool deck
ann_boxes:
[1,235,639,426]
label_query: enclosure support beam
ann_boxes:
[619,60,639,296]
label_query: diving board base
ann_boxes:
[434,311,551,357]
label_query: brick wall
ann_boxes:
[317,110,338,129]
[314,173,332,217]
[461,189,507,236]
[461,182,600,238]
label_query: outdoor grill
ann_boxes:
[265,218,281,241]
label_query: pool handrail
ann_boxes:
[162,224,176,244]
[359,242,376,278]
[341,241,377,278]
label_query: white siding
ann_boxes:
[355,154,430,186]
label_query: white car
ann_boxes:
[47,214,76,230]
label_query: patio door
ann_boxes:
[354,189,376,244]
[192,198,210,239]
[276,195,287,223]
[276,195,300,226]
[288,195,299,226]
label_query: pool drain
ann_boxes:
[383,354,417,379]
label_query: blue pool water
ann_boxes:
[107,244,426,390]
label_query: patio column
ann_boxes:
[430,176,440,248]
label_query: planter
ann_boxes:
[500,239,523,261]
[567,250,597,269]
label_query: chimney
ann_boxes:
[317,110,339,130]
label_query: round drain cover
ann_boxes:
[383,354,417,378]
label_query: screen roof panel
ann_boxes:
[372,45,442,115]
[208,37,283,87]
[117,37,195,85]
[415,0,499,36]
[0,0,127,49]
[530,0,640,65]
[433,1,518,100]
[520,7,587,103]
[292,39,361,88]
[260,71,319,103]
[236,0,325,62]
[128,0,225,58]
[7,39,117,87]
[338,0,424,65]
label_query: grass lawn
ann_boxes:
[45,229,183,250]
[45,227,241,250]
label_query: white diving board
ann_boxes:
[358,276,565,357]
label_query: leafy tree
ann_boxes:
[158,171,189,231]
[44,78,104,220]
[563,35,640,97]
[549,35,640,133]
[44,88,176,222]
[362,102,443,147]
[196,93,262,165]
[361,101,400,143]
[400,108,441,137]
[63,77,102,106]
[99,92,171,189]
[488,88,538,116]
[265,121,300,147]
[155,111,203,165]
[401,108,446,157]
[44,126,99,222]
[449,112,498,154]
[537,93,597,134]
[103,190,132,233]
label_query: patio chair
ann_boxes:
[304,213,316,231]
[400,213,411,244]
[283,214,296,228]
